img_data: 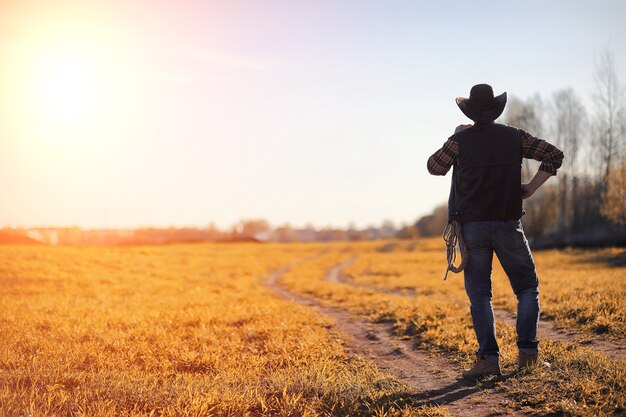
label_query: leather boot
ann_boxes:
[462,355,501,378]
[518,352,550,370]
[517,352,550,371]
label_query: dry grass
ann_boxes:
[278,239,626,416]
[1,239,624,416]
[494,247,626,341]
[0,243,447,417]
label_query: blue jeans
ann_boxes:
[462,220,540,363]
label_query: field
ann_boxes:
[1,240,624,416]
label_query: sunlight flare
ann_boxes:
[26,39,107,127]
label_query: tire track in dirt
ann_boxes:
[328,257,626,361]
[267,265,527,417]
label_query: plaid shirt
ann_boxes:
[427,128,564,176]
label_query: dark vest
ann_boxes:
[448,123,523,222]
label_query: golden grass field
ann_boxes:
[1,240,624,416]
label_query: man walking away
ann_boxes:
[427,84,564,378]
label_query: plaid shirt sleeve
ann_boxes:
[427,137,458,176]
[520,130,564,175]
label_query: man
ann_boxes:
[427,84,564,378]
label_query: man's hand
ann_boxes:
[522,171,552,199]
[454,124,473,134]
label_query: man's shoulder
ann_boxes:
[494,123,524,133]
[493,124,531,141]
[452,123,522,138]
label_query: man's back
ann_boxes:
[449,123,523,222]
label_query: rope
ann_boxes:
[442,220,468,281]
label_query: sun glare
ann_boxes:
[4,16,137,165]
[28,43,105,126]
[11,23,128,142]
[39,58,100,121]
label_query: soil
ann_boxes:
[267,264,529,417]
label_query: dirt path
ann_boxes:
[267,266,527,417]
[328,257,626,361]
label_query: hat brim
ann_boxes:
[456,92,507,122]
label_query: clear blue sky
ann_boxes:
[1,0,625,229]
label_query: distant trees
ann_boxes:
[549,88,587,237]
[503,94,556,238]
[504,94,544,134]
[507,47,626,245]
[414,204,447,237]
[601,158,626,225]
[238,219,271,239]
[273,224,299,242]
[503,94,544,182]
[591,48,625,237]
[592,49,626,182]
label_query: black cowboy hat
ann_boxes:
[456,84,507,123]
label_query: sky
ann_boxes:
[1,0,625,230]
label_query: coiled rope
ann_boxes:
[443,220,468,280]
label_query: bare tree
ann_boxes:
[550,88,585,175]
[601,157,626,225]
[549,88,587,236]
[592,47,626,182]
[503,94,545,182]
[504,94,544,133]
[502,94,559,237]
